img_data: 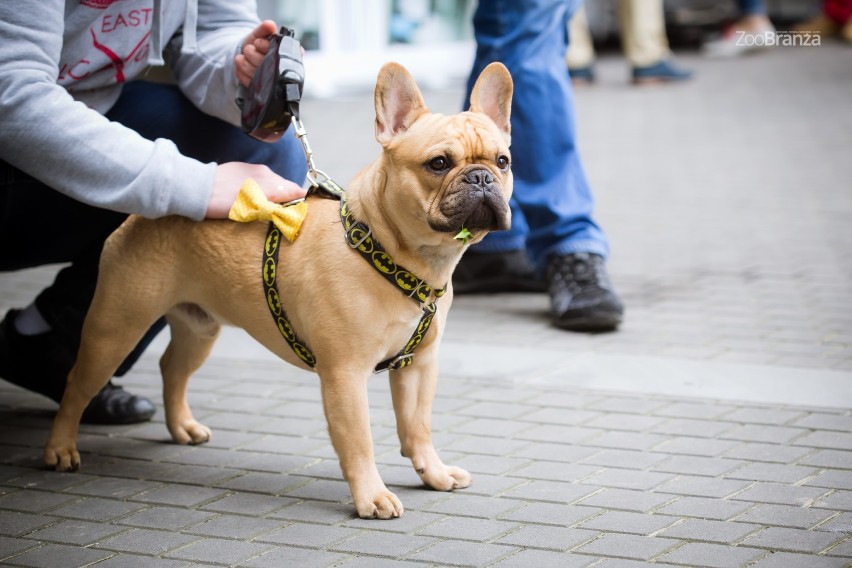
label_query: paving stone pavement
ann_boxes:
[1,44,851,567]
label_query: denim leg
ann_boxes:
[106,81,307,181]
[738,0,767,15]
[465,0,609,271]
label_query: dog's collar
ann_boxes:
[313,178,447,303]
[260,177,445,373]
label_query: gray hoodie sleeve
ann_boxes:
[167,1,260,126]
[0,2,215,220]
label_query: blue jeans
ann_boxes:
[465,0,609,271]
[0,81,306,368]
[739,0,767,15]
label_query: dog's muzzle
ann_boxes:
[431,167,510,233]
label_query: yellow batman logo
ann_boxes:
[263,258,276,286]
[294,343,316,366]
[266,288,282,316]
[349,227,373,253]
[406,334,423,352]
[265,229,281,256]
[395,271,417,291]
[277,316,295,342]
[417,315,433,335]
[372,251,396,274]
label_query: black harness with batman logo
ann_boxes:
[260,178,446,373]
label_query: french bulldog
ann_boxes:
[44,61,513,519]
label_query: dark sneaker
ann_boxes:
[568,65,596,86]
[81,382,156,425]
[631,59,693,84]
[453,250,545,294]
[546,253,624,331]
[0,309,155,424]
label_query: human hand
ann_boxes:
[207,162,306,219]
[235,20,278,88]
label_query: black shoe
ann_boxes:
[546,253,624,331]
[631,59,693,84]
[0,309,156,424]
[568,65,596,85]
[453,250,546,294]
[81,381,156,425]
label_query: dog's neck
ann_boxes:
[345,162,464,291]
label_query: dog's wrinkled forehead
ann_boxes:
[394,111,509,165]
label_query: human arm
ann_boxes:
[0,3,302,220]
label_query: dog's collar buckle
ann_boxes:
[346,224,372,250]
[384,354,415,373]
[407,281,423,299]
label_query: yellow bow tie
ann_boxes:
[228,178,308,242]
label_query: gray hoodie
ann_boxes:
[0,0,261,220]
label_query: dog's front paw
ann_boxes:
[355,489,404,520]
[44,443,80,472]
[420,464,472,492]
[168,419,212,445]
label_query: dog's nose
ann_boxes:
[464,169,494,188]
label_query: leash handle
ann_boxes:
[238,27,304,141]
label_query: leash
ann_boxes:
[258,115,446,373]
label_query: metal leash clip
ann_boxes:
[290,115,330,187]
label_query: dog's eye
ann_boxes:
[497,155,510,171]
[427,156,451,172]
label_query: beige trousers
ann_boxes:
[566,1,671,69]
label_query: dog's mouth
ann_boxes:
[429,168,510,234]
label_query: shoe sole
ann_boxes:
[553,312,623,332]
[631,76,690,85]
[81,405,156,425]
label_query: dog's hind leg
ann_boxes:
[160,304,220,445]
[389,345,472,492]
[45,289,164,472]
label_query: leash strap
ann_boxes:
[261,177,445,373]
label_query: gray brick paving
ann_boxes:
[239,547,350,568]
[494,525,597,551]
[579,511,677,535]
[657,518,761,544]
[164,538,275,565]
[2,43,852,568]
[8,546,113,567]
[407,540,518,566]
[94,528,201,555]
[492,549,598,567]
[25,519,127,546]
[574,533,680,560]
[828,539,852,557]
[330,531,438,558]
[742,525,847,553]
[814,491,852,511]
[735,503,838,529]
[658,542,765,567]
[748,552,851,568]
[0,513,54,537]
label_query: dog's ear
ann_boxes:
[374,62,428,146]
[469,62,513,136]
